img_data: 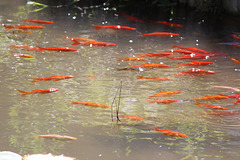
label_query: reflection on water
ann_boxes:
[0,0,240,159]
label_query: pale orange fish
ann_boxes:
[118,57,148,61]
[138,76,174,81]
[64,36,96,42]
[148,91,182,98]
[195,102,228,110]
[231,57,240,64]
[155,126,187,137]
[87,75,97,79]
[10,51,33,58]
[121,115,145,121]
[36,134,77,140]
[31,75,75,83]
[72,101,110,108]
[212,86,240,92]
[17,88,59,97]
[195,96,229,101]
[147,99,178,104]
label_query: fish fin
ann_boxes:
[71,39,81,46]
[17,90,29,94]
[92,25,102,30]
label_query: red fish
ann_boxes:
[36,134,76,140]
[232,44,240,47]
[231,57,240,64]
[175,68,216,77]
[138,76,174,81]
[1,24,45,30]
[31,76,75,83]
[137,51,172,58]
[64,36,96,42]
[195,96,229,101]
[72,101,110,108]
[169,53,214,60]
[231,34,240,39]
[172,49,194,55]
[71,39,116,47]
[121,115,145,121]
[234,98,240,105]
[154,126,187,137]
[23,19,54,24]
[149,20,183,28]
[37,46,78,52]
[148,91,182,98]
[178,62,213,67]
[128,63,170,69]
[172,45,210,54]
[17,88,59,97]
[204,111,240,116]
[118,57,148,61]
[141,32,179,37]
[117,12,144,23]
[92,25,136,30]
[195,102,228,110]
[147,99,178,104]
[218,93,240,99]
[8,45,42,51]
[10,51,33,58]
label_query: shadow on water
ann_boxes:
[0,0,240,160]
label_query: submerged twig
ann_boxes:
[111,80,122,122]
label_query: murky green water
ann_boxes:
[0,1,240,160]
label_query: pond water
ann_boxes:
[0,1,240,160]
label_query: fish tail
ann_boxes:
[1,24,14,31]
[146,100,154,103]
[35,135,40,138]
[71,39,81,46]
[136,54,144,57]
[17,90,30,97]
[177,63,183,66]
[141,33,147,36]
[92,25,102,30]
[31,78,43,83]
[22,19,28,23]
[172,45,178,48]
[137,76,144,79]
[36,46,46,51]
[72,101,79,104]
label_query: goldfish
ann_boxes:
[231,57,240,64]
[154,126,187,137]
[175,68,216,77]
[31,76,75,83]
[10,51,33,58]
[72,101,110,108]
[149,20,183,28]
[172,49,195,55]
[121,115,145,121]
[23,19,54,24]
[212,86,240,92]
[87,75,97,79]
[37,46,78,52]
[117,57,148,61]
[137,51,172,58]
[36,134,77,140]
[177,62,213,67]
[172,45,210,54]
[169,53,214,60]
[64,36,96,42]
[195,96,229,101]
[117,12,144,23]
[204,111,240,116]
[141,32,179,37]
[8,45,42,51]
[71,39,116,47]
[218,93,240,99]
[1,24,45,30]
[234,98,240,105]
[147,99,178,104]
[92,25,136,30]
[128,63,170,69]
[148,91,182,98]
[195,102,228,110]
[137,76,174,81]
[17,88,59,97]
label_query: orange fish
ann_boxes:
[121,115,145,121]
[8,45,42,51]
[147,99,178,104]
[87,75,97,79]
[64,36,96,42]
[212,86,240,92]
[37,46,78,52]
[178,62,213,67]
[118,57,148,61]
[141,32,179,37]
[71,39,116,47]
[195,102,228,110]
[172,45,210,54]
[137,51,172,58]
[195,96,229,101]
[17,88,59,97]
[234,98,240,105]
[232,44,240,47]
[1,24,45,30]
[175,68,216,77]
[169,53,214,60]
[231,57,240,64]
[10,51,33,58]
[128,63,170,69]
[172,49,195,55]
[155,126,187,137]
[218,93,240,99]
[23,19,54,24]
[92,25,136,30]
[72,101,110,108]
[138,76,174,81]
[31,76,75,83]
[117,12,144,23]
[148,91,182,98]
[149,20,183,28]
[36,134,77,140]
[204,111,240,116]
